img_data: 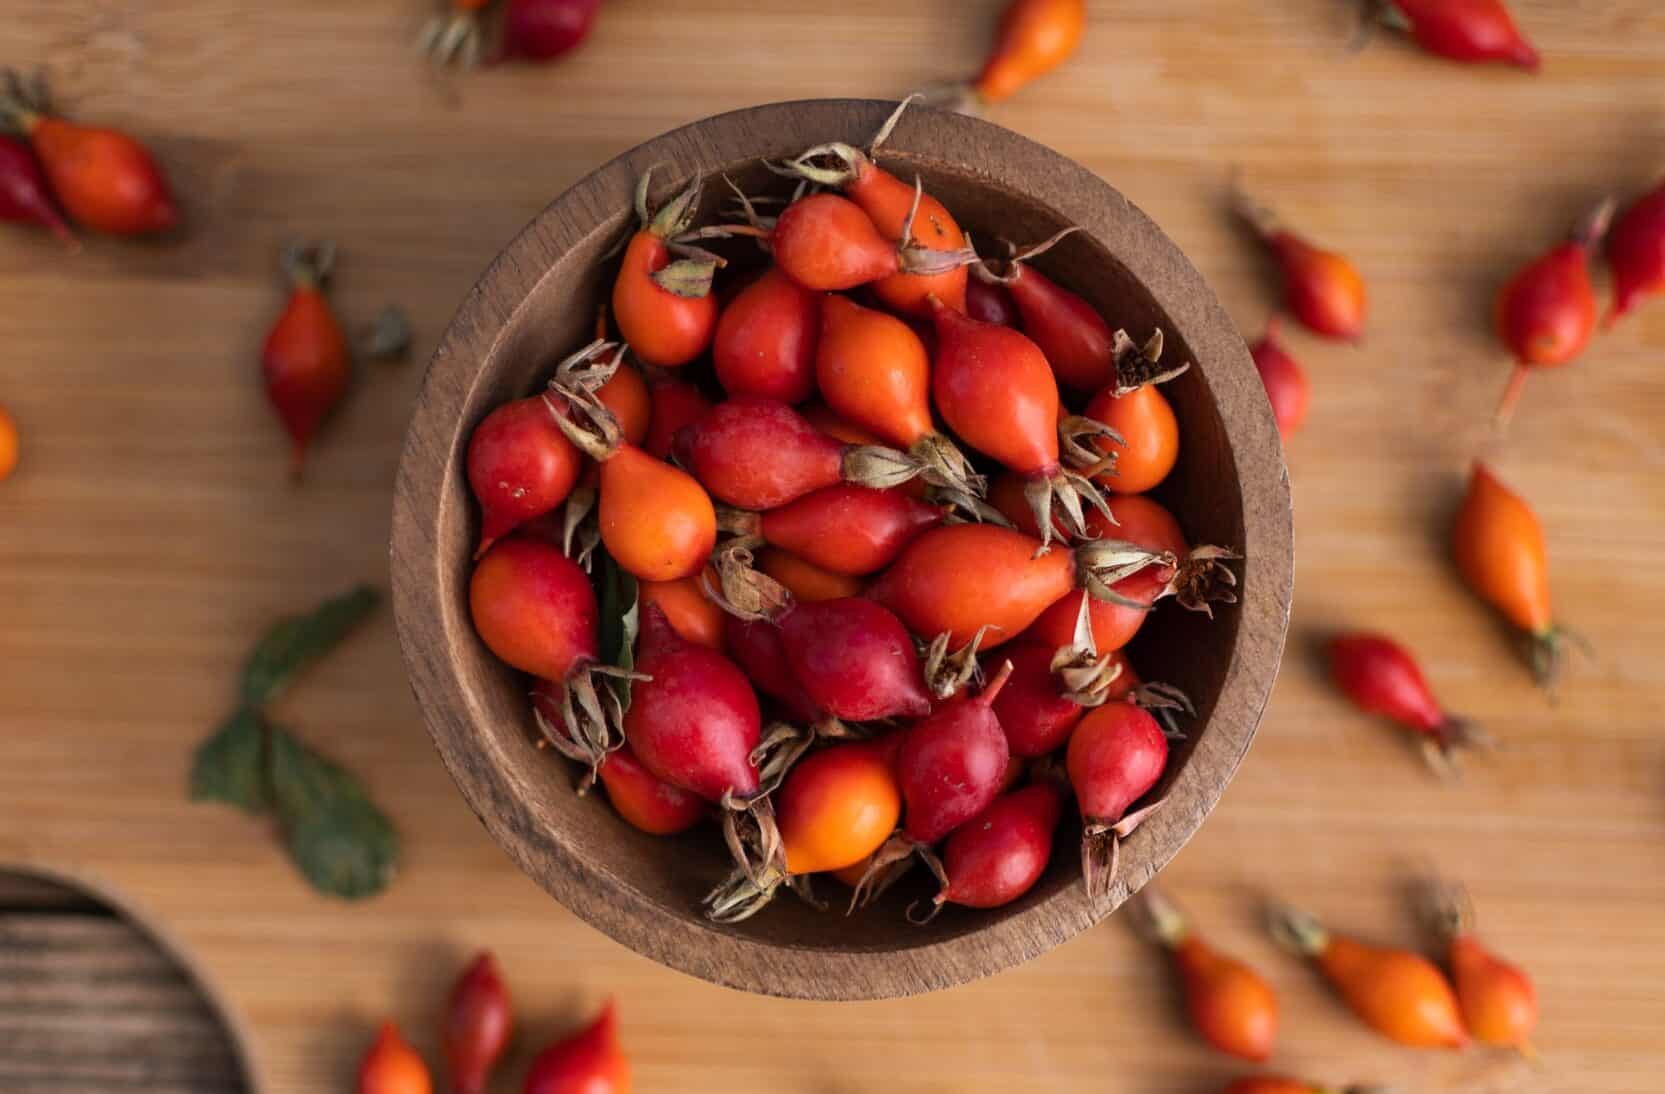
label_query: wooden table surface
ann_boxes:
[3,3,1664,1092]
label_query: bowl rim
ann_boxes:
[390,97,1293,1000]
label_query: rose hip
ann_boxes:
[928,297,1113,544]
[769,188,973,292]
[1607,177,1665,326]
[1249,318,1310,439]
[965,276,1018,327]
[443,952,511,1094]
[550,377,717,582]
[0,133,72,246]
[972,0,1086,104]
[781,102,970,316]
[867,523,1175,650]
[358,1021,431,1094]
[1234,186,1366,341]
[1080,330,1188,495]
[974,228,1125,391]
[675,397,924,509]
[0,70,178,236]
[1270,902,1467,1049]
[613,173,723,368]
[1493,199,1612,425]
[502,0,602,63]
[262,242,350,477]
[779,597,933,724]
[0,404,17,482]
[1135,887,1279,1062]
[1452,461,1577,688]
[1421,879,1537,1052]
[1371,0,1540,71]
[758,546,864,602]
[722,614,823,724]
[595,743,706,836]
[712,266,818,402]
[1066,702,1168,902]
[1329,632,1485,773]
[705,737,902,921]
[636,569,723,649]
[523,1000,629,1094]
[721,483,943,576]
[816,294,981,498]
[930,782,1063,913]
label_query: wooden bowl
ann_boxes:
[391,99,1293,1000]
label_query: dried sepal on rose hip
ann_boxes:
[1074,329,1192,497]
[263,241,350,478]
[1268,902,1467,1049]
[0,68,178,236]
[612,170,741,368]
[1359,0,1540,72]
[1232,182,1367,342]
[777,97,971,316]
[1493,198,1613,426]
[704,735,902,923]
[1418,877,1539,1054]
[418,0,494,69]
[1131,886,1280,1062]
[1452,461,1585,690]
[1328,632,1489,775]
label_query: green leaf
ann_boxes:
[268,726,399,900]
[595,552,640,710]
[189,707,270,813]
[240,585,379,708]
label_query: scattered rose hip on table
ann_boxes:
[503,0,603,64]
[0,133,73,247]
[1452,461,1580,689]
[262,241,350,477]
[1493,199,1613,425]
[443,952,512,1094]
[0,403,17,482]
[971,0,1087,105]
[524,1000,630,1094]
[1329,632,1486,773]
[1365,0,1540,71]
[1606,176,1665,326]
[1234,185,1367,341]
[1269,902,1467,1048]
[358,1022,432,1094]
[1224,1079,1379,1094]
[1248,319,1309,439]
[0,69,177,236]
[1134,887,1279,1061]
[1421,878,1538,1052]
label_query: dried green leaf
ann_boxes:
[269,726,399,900]
[189,707,270,813]
[596,552,641,710]
[240,585,379,708]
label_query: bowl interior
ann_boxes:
[393,100,1290,998]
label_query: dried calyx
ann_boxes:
[1024,463,1120,554]
[546,342,628,461]
[920,625,994,700]
[774,94,917,189]
[1081,798,1165,906]
[970,225,1082,286]
[1049,596,1124,707]
[1109,328,1190,396]
[530,662,642,791]
[633,170,754,299]
[281,239,337,291]
[1074,539,1178,605]
[1130,681,1196,740]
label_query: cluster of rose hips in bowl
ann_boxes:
[393,99,1289,995]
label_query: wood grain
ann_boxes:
[1,0,1663,1089]
[0,868,252,1093]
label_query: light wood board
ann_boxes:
[2,2,1663,1091]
